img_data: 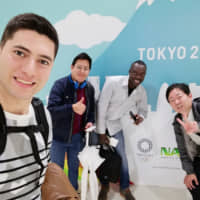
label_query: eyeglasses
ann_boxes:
[75,65,90,72]
[169,94,183,104]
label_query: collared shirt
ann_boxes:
[97,76,148,135]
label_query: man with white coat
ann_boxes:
[97,60,148,200]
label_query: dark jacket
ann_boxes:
[47,75,95,143]
[173,97,200,174]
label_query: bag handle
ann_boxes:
[85,126,96,147]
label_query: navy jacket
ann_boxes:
[47,75,95,143]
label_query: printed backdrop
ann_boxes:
[1,0,200,188]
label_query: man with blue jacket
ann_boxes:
[47,52,95,190]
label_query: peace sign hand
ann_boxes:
[176,114,199,135]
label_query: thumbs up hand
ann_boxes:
[72,97,86,115]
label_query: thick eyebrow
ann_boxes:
[14,45,30,53]
[13,45,53,62]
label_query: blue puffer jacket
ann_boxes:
[47,75,95,143]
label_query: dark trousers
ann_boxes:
[189,157,200,200]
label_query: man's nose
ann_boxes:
[175,99,180,104]
[136,75,141,79]
[22,59,36,75]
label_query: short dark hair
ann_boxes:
[0,13,59,57]
[166,83,191,102]
[72,52,92,69]
[129,60,147,72]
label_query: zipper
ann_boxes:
[84,85,89,124]
[66,84,89,142]
[66,90,77,143]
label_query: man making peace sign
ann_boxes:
[166,83,200,200]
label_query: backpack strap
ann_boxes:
[6,125,46,178]
[0,104,7,155]
[0,98,49,155]
[0,98,49,182]
[31,97,49,150]
[31,97,50,178]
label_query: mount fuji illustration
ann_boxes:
[92,0,200,110]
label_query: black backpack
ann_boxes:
[0,97,49,175]
[96,144,121,183]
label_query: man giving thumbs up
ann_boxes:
[47,52,95,190]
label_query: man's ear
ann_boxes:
[189,93,192,98]
[71,65,74,70]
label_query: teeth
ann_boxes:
[17,78,33,85]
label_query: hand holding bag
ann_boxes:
[41,162,80,200]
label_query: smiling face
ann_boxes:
[168,88,192,115]
[71,59,90,83]
[128,62,146,89]
[0,29,55,105]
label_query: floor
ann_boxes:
[85,183,193,200]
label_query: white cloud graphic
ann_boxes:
[136,0,175,10]
[54,10,126,49]
[136,0,154,10]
